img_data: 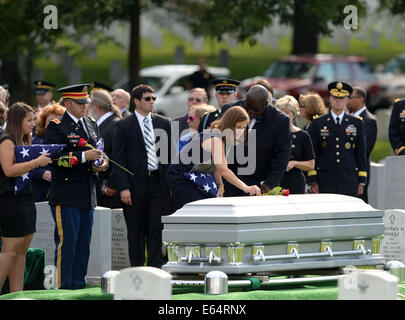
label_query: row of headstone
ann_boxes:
[30,203,131,281]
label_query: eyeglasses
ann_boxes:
[143,96,156,102]
[188,97,203,103]
[187,115,197,122]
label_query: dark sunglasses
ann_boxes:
[187,115,197,122]
[143,96,157,101]
[188,97,203,103]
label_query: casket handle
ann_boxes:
[180,250,221,264]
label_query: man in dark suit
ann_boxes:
[112,84,172,267]
[221,85,291,196]
[348,86,377,203]
[87,89,122,208]
[44,83,107,289]
[389,97,405,156]
[308,81,367,197]
[198,78,239,131]
[111,88,132,118]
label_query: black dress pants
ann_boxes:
[123,172,170,267]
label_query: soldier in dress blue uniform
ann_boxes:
[389,97,405,156]
[34,80,55,109]
[44,83,108,289]
[308,81,368,197]
[198,78,239,131]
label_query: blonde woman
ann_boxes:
[276,95,315,194]
[298,92,326,130]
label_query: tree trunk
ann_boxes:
[128,1,140,112]
[291,0,319,55]
[0,55,29,105]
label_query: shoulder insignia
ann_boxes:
[313,115,319,119]
[51,119,61,124]
[89,117,97,122]
[395,98,400,103]
[357,116,363,121]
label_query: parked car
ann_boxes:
[375,53,405,109]
[113,64,230,119]
[239,54,381,112]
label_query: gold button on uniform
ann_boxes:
[336,137,339,141]
[336,145,339,148]
[336,152,340,155]
[337,159,340,163]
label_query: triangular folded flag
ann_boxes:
[14,144,66,195]
[184,171,217,197]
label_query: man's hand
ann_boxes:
[311,183,319,194]
[84,149,102,161]
[92,157,108,172]
[260,184,270,194]
[357,184,364,196]
[103,186,117,197]
[120,189,132,206]
[42,170,52,182]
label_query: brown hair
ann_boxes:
[299,92,326,121]
[5,102,34,145]
[211,106,250,144]
[35,103,66,137]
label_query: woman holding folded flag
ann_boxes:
[0,102,52,293]
[167,106,261,213]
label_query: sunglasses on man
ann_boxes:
[187,115,197,122]
[143,96,157,102]
[188,97,203,103]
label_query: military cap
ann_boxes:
[210,78,240,93]
[328,81,353,98]
[90,81,113,94]
[34,80,55,95]
[58,83,91,104]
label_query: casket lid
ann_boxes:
[162,194,384,224]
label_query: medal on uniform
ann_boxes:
[320,127,329,137]
[345,142,351,149]
[345,124,357,136]
[322,141,327,148]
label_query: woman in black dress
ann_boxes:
[0,102,52,293]
[276,96,315,194]
[167,106,261,213]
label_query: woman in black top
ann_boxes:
[276,96,315,194]
[167,106,261,213]
[0,102,51,293]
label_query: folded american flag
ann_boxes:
[14,144,66,195]
[184,171,217,197]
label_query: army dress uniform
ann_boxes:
[198,78,240,131]
[389,98,405,156]
[308,82,368,196]
[43,84,103,290]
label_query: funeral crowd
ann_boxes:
[0,62,404,292]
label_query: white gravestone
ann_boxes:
[114,267,172,300]
[368,162,386,210]
[30,202,112,278]
[339,270,398,300]
[381,209,405,265]
[384,156,405,210]
[111,209,131,270]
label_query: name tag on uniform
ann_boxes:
[67,133,80,144]
[345,124,357,136]
[320,127,329,137]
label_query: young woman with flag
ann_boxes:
[0,102,52,293]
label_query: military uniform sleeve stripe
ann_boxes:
[358,171,367,177]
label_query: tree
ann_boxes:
[164,0,367,55]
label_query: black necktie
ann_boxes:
[78,119,88,138]
[336,117,340,127]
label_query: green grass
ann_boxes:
[370,139,394,163]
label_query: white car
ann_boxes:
[113,64,230,119]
